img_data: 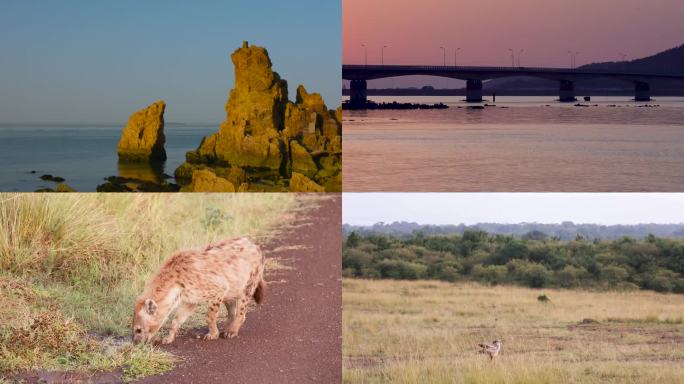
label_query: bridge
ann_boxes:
[342,64,684,105]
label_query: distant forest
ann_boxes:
[343,230,684,294]
[343,222,684,241]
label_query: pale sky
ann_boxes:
[343,0,684,88]
[0,0,340,124]
[343,193,684,225]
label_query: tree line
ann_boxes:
[343,230,684,293]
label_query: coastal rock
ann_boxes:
[96,175,179,192]
[184,169,236,192]
[290,141,317,178]
[40,174,66,183]
[176,42,342,192]
[187,42,286,169]
[117,101,167,162]
[55,183,76,192]
[290,172,324,192]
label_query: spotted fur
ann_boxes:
[132,237,266,344]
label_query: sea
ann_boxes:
[0,125,216,191]
[343,96,684,192]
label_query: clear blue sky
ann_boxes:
[0,0,341,124]
[344,193,684,225]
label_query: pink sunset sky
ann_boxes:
[343,0,684,87]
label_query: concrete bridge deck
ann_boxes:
[342,64,684,103]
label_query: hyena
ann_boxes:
[132,237,266,344]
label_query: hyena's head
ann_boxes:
[132,298,163,344]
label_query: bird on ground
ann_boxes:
[478,339,502,360]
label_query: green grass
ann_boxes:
[0,193,302,379]
[343,279,684,384]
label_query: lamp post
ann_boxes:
[454,47,461,66]
[518,49,524,67]
[618,52,627,72]
[508,48,514,67]
[567,51,580,69]
[567,50,573,68]
[440,46,446,66]
[382,45,388,65]
[361,44,367,65]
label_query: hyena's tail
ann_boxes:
[253,277,266,304]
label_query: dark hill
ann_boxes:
[484,44,684,95]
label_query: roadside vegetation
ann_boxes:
[0,193,298,381]
[343,230,684,293]
[343,279,684,384]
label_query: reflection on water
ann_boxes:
[344,96,684,192]
[117,161,166,183]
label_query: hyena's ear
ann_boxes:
[144,299,158,315]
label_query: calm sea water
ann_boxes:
[0,125,215,191]
[344,96,684,191]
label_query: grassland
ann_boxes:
[0,193,302,381]
[343,279,684,384]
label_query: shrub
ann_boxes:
[472,264,507,285]
[377,259,427,280]
[426,260,463,282]
[507,260,551,288]
[601,265,630,285]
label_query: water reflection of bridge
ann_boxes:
[342,64,684,105]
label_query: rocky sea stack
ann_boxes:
[117,100,167,162]
[175,42,341,192]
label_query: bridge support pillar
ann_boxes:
[466,79,483,102]
[634,81,651,102]
[559,80,576,102]
[349,79,367,107]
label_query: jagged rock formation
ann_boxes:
[290,172,324,192]
[176,42,341,192]
[184,169,236,192]
[117,101,167,162]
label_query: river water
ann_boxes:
[343,96,684,191]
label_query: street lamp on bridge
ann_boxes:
[508,48,515,67]
[518,49,524,67]
[567,51,580,69]
[361,44,367,65]
[382,45,388,65]
[439,46,446,66]
[454,48,461,66]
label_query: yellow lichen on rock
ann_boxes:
[190,42,287,169]
[176,42,342,192]
[184,169,235,192]
[290,172,324,192]
[117,100,166,162]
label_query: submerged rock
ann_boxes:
[40,174,65,183]
[96,175,179,192]
[34,183,76,192]
[117,100,167,162]
[55,183,76,192]
[177,42,341,192]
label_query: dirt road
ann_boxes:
[136,195,341,384]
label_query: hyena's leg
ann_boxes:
[162,302,197,344]
[203,300,222,340]
[222,295,248,338]
[224,298,238,323]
